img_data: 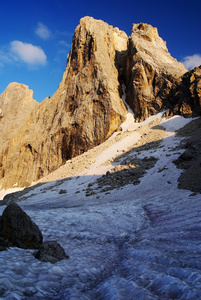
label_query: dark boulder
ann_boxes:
[59,189,67,194]
[34,241,69,263]
[0,202,43,249]
[0,216,8,251]
[0,236,8,251]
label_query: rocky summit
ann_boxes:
[0,83,38,188]
[0,16,200,189]
[166,65,201,117]
[125,22,187,121]
[0,17,128,189]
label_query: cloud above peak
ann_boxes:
[10,41,47,65]
[35,22,51,40]
[183,54,201,70]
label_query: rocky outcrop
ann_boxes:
[174,117,201,193]
[47,16,127,159]
[0,202,68,261]
[0,83,38,187]
[0,202,43,249]
[166,65,201,117]
[0,17,193,190]
[34,241,69,263]
[0,82,38,141]
[0,17,127,189]
[125,23,187,121]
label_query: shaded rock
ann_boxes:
[0,216,8,251]
[0,202,43,249]
[179,150,194,161]
[59,189,67,194]
[166,65,201,117]
[125,23,187,121]
[174,117,201,193]
[34,241,69,263]
[0,241,8,251]
[1,192,19,205]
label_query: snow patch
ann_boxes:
[0,115,200,299]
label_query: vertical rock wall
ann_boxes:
[166,65,201,117]
[0,17,196,189]
[125,23,187,121]
[0,17,128,189]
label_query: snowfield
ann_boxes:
[0,113,201,299]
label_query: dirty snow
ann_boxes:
[0,114,201,299]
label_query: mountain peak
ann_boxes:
[132,22,160,42]
[0,17,200,189]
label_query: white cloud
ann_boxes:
[10,41,47,65]
[35,22,51,40]
[59,40,71,48]
[0,51,12,67]
[183,54,201,70]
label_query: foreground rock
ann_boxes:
[34,241,69,263]
[0,202,69,263]
[0,202,43,249]
[166,65,201,117]
[125,23,187,121]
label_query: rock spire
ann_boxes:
[0,17,127,189]
[0,17,198,190]
[125,22,187,121]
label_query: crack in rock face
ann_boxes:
[0,17,192,190]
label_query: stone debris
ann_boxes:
[34,241,69,263]
[0,114,200,298]
[87,156,158,195]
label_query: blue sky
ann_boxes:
[0,0,201,102]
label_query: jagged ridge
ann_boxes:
[0,17,200,190]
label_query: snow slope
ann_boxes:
[0,113,201,299]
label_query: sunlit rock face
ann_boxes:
[166,65,201,117]
[125,23,187,122]
[0,83,39,188]
[52,16,128,158]
[0,17,198,190]
[0,17,127,189]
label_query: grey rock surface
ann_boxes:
[34,241,69,263]
[0,202,43,249]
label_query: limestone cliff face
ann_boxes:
[125,23,187,121]
[0,83,38,186]
[0,83,38,137]
[0,17,196,190]
[52,16,127,156]
[166,65,201,117]
[0,17,127,189]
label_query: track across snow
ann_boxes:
[0,113,201,299]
